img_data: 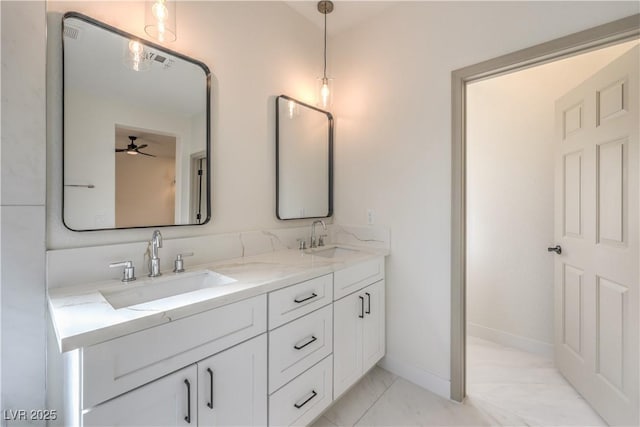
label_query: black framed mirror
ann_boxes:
[62,12,211,231]
[276,95,333,220]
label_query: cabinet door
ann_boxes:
[197,334,267,427]
[83,365,197,427]
[362,280,385,373]
[333,291,364,399]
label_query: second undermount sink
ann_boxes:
[307,246,359,258]
[101,270,237,309]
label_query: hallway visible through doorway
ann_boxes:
[465,38,639,425]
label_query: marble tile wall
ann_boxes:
[0,1,47,424]
[46,224,390,289]
[331,224,391,251]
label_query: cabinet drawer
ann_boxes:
[334,257,384,300]
[82,294,266,409]
[269,305,333,393]
[269,355,333,427]
[269,274,333,329]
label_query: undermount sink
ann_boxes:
[307,246,359,258]
[101,270,237,309]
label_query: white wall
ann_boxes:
[47,1,326,248]
[0,1,47,422]
[466,41,638,356]
[330,1,639,394]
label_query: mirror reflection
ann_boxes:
[63,13,210,231]
[276,95,333,220]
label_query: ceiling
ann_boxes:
[64,15,206,118]
[285,1,397,36]
[115,126,177,158]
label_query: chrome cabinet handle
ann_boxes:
[294,390,317,409]
[359,295,365,319]
[294,293,318,304]
[365,292,371,314]
[294,335,317,350]
[547,245,562,255]
[184,379,192,423]
[206,368,214,409]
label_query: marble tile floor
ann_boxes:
[311,338,606,426]
[466,336,606,427]
[310,366,492,427]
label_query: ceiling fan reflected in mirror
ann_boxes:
[115,135,156,157]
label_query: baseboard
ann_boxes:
[467,322,554,358]
[378,355,451,399]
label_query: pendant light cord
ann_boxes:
[323,10,327,79]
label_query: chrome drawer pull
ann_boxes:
[293,335,317,350]
[294,293,318,304]
[294,390,317,409]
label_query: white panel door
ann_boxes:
[82,365,197,426]
[197,334,267,427]
[554,45,638,426]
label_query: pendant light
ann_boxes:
[317,1,334,110]
[144,0,177,43]
[124,39,150,72]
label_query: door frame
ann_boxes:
[450,13,640,402]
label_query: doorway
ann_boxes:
[114,126,177,228]
[450,12,640,423]
[464,39,637,426]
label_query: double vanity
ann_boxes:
[50,9,384,426]
[48,239,387,426]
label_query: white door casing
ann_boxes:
[554,45,639,426]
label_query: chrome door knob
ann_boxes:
[547,245,562,255]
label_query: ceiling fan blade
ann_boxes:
[138,151,156,157]
[137,144,148,150]
[115,148,127,152]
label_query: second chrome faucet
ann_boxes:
[149,229,163,277]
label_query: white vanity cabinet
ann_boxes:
[67,295,268,427]
[82,335,267,427]
[54,252,386,427]
[333,269,385,399]
[83,364,198,426]
[267,274,335,426]
[266,256,386,425]
[197,335,267,427]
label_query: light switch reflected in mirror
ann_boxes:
[276,95,333,220]
[62,12,210,231]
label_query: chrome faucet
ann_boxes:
[148,230,163,277]
[310,220,327,248]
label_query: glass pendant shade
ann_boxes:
[317,76,333,110]
[287,100,299,119]
[124,39,150,72]
[144,0,176,42]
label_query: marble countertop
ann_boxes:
[48,245,388,353]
